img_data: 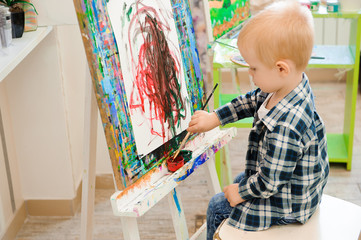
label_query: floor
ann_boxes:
[15,79,361,239]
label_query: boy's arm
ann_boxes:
[215,88,264,126]
[238,125,302,200]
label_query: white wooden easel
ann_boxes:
[80,67,98,240]
[80,67,237,240]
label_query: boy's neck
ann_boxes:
[266,71,303,110]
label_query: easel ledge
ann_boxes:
[110,127,237,217]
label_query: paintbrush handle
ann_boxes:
[173,83,219,159]
[173,131,191,159]
[214,40,238,50]
[201,83,218,110]
[172,83,219,160]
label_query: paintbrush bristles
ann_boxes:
[173,132,191,159]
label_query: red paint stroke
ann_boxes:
[128,2,186,142]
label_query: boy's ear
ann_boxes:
[275,60,290,76]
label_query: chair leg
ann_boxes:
[231,69,241,94]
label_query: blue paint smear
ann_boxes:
[171,0,204,112]
[174,155,206,182]
[172,189,182,215]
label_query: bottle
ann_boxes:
[327,0,340,12]
[3,7,12,47]
[310,0,320,12]
[0,6,4,48]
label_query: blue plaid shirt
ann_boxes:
[215,74,329,231]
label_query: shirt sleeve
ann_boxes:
[214,88,264,126]
[238,125,302,200]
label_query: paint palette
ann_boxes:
[230,55,249,67]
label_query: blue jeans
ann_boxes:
[206,172,298,240]
[206,172,245,240]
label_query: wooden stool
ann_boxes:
[214,195,361,240]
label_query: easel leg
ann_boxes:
[222,145,233,186]
[214,148,232,189]
[81,67,98,240]
[205,156,221,195]
[168,188,189,240]
[120,217,141,240]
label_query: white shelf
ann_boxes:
[0,26,53,83]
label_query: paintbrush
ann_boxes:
[213,40,239,50]
[172,83,219,160]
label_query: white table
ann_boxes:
[0,26,53,213]
[0,26,53,82]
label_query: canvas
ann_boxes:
[207,0,250,40]
[73,0,203,190]
[107,0,192,158]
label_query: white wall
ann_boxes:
[32,0,78,26]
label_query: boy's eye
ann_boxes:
[250,67,256,71]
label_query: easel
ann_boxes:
[80,67,237,240]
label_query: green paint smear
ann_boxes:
[126,5,133,22]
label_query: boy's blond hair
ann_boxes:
[237,0,314,71]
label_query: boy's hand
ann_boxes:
[187,111,221,133]
[223,184,245,207]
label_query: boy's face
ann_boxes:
[240,48,285,94]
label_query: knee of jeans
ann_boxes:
[207,195,217,216]
[208,193,222,213]
[208,192,228,214]
[233,172,246,184]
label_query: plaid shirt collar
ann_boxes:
[261,74,312,132]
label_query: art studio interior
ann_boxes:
[0,0,361,239]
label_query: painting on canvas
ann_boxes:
[207,0,250,39]
[108,0,192,158]
[73,0,203,190]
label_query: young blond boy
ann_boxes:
[187,1,329,239]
